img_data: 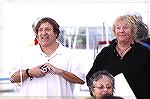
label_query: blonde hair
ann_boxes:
[112,15,138,40]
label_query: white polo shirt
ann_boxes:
[10,42,85,96]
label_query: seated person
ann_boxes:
[87,70,115,99]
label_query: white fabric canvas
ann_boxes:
[114,73,136,99]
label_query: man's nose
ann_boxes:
[42,30,48,34]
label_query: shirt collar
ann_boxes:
[36,41,64,57]
[109,39,136,49]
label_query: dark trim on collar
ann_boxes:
[109,39,137,48]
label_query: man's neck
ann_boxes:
[40,42,59,57]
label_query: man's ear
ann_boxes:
[34,32,39,45]
[33,29,38,39]
[35,33,38,39]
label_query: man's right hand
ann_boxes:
[29,65,47,78]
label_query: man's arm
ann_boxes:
[45,63,85,84]
[57,69,85,84]
[10,65,47,83]
[10,70,28,83]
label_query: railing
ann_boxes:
[0,78,15,93]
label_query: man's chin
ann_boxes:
[40,43,51,47]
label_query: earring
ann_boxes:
[34,38,38,45]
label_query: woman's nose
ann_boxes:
[103,87,109,92]
[119,27,124,32]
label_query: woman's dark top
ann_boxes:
[86,39,150,99]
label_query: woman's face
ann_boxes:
[92,75,113,97]
[114,19,133,43]
[37,22,57,47]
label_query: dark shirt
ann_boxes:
[142,43,150,50]
[86,39,150,99]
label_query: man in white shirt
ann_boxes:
[9,17,85,96]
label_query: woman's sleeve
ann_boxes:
[86,47,107,86]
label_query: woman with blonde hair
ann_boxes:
[86,15,150,99]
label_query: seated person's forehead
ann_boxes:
[93,75,113,85]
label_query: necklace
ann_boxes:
[116,45,131,58]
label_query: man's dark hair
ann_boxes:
[35,17,60,39]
